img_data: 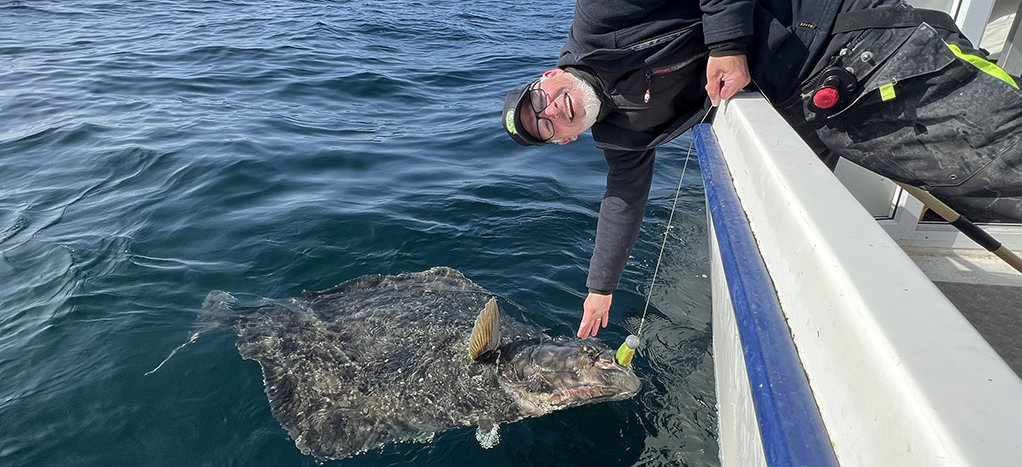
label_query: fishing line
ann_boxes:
[617,103,715,366]
[145,331,199,376]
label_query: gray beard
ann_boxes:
[569,77,601,130]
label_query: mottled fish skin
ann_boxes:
[203,267,640,460]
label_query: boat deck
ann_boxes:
[937,281,1022,376]
[894,227,1022,378]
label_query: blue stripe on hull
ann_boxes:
[695,123,838,467]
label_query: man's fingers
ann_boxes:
[720,82,739,101]
[576,319,602,339]
[577,321,591,339]
[580,292,612,339]
[705,80,719,99]
[706,82,721,107]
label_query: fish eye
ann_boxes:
[592,353,620,370]
[582,345,601,358]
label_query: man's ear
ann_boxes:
[542,68,566,79]
[557,135,578,145]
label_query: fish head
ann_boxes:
[500,336,641,415]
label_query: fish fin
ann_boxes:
[468,297,501,360]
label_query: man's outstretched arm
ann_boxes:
[579,148,655,338]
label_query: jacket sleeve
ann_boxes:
[586,148,655,294]
[699,0,755,45]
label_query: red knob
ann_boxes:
[813,87,840,109]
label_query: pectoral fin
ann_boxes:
[468,297,501,360]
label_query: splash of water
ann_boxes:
[475,423,500,449]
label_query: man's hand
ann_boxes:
[578,292,612,339]
[705,54,751,107]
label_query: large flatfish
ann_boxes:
[199,266,640,460]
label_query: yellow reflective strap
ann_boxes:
[945,42,1019,89]
[880,82,897,101]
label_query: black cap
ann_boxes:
[502,79,546,146]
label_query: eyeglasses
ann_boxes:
[528,83,556,142]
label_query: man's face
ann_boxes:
[520,69,598,145]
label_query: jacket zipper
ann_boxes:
[643,51,708,104]
[644,71,652,103]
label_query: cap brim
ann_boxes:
[503,80,546,146]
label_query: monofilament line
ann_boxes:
[145,331,199,376]
[636,105,713,337]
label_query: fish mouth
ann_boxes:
[512,379,641,415]
[551,382,637,404]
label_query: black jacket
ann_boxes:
[558,0,882,293]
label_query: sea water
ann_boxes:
[0,1,717,465]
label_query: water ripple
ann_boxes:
[0,0,717,465]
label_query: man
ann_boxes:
[503,0,1022,339]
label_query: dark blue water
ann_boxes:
[0,1,716,465]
